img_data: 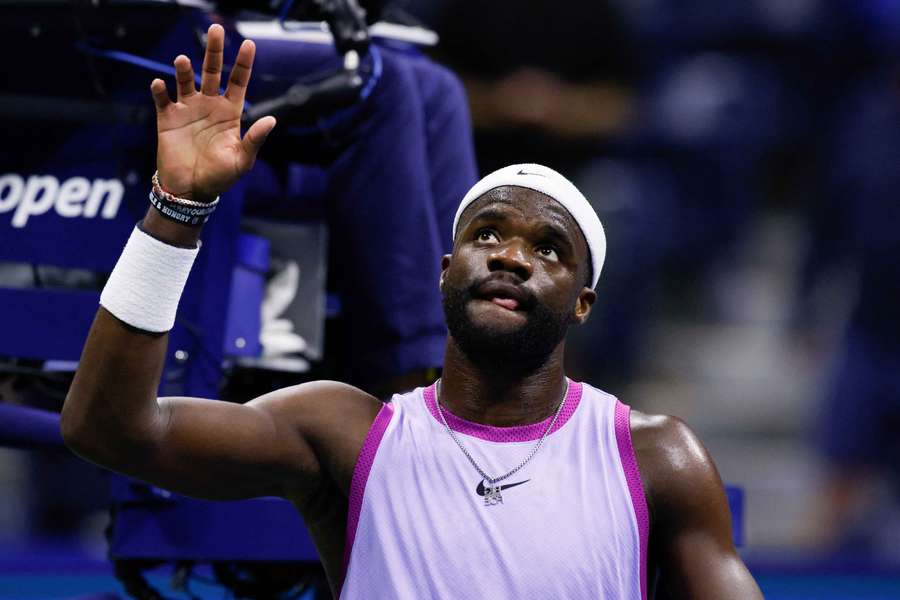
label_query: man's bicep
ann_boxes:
[133,382,378,501]
[634,414,762,599]
[656,489,761,599]
[141,394,316,499]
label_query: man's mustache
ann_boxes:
[464,274,537,311]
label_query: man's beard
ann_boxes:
[442,277,572,376]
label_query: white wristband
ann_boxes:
[99,225,200,333]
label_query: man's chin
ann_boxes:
[443,287,570,374]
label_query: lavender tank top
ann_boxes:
[340,381,649,599]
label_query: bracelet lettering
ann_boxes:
[149,190,216,225]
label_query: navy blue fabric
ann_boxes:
[244,37,478,384]
[819,331,900,469]
[816,74,900,470]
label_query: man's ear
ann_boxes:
[440,254,451,288]
[573,287,597,325]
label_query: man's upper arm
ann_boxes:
[131,381,381,501]
[631,412,763,600]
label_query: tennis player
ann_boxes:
[62,24,762,599]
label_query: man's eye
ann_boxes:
[537,246,559,261]
[477,230,499,244]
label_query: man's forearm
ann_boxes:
[62,308,169,468]
[61,207,202,468]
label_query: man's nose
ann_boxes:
[487,240,533,281]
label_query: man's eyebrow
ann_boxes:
[535,222,575,252]
[540,204,585,251]
[466,208,513,226]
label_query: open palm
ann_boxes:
[150,24,276,203]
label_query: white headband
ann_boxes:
[452,163,606,288]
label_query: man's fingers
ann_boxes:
[174,55,196,101]
[200,24,225,96]
[150,79,172,112]
[224,39,255,104]
[239,116,277,169]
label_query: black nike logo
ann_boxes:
[475,479,530,496]
[517,169,547,177]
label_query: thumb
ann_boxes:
[239,116,277,171]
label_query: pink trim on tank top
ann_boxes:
[422,380,583,442]
[342,402,394,583]
[614,400,649,600]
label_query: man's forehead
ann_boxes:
[461,186,576,228]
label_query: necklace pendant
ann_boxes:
[484,484,503,506]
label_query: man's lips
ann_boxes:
[490,297,519,310]
[473,279,531,312]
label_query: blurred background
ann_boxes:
[1,0,899,598]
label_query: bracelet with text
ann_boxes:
[148,171,219,226]
[149,189,218,225]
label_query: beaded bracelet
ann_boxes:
[149,171,219,226]
[151,171,220,208]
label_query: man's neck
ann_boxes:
[438,338,568,427]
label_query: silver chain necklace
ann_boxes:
[435,378,569,507]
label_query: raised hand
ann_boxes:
[150,24,276,203]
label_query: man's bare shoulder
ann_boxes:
[250,380,383,432]
[627,412,762,597]
[249,379,381,410]
[629,410,708,464]
[248,380,384,496]
[629,409,727,522]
